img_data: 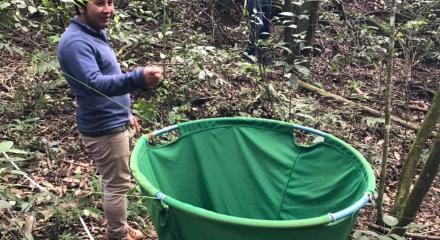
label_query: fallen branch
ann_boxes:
[298,80,436,136]
[409,105,429,113]
[366,222,440,240]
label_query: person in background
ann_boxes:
[57,0,163,239]
[243,0,273,63]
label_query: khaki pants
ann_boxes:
[81,131,130,238]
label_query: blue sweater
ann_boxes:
[57,18,145,134]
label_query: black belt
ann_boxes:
[80,124,128,137]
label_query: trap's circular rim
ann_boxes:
[132,117,376,228]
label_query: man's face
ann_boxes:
[80,0,114,30]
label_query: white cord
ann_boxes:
[2,152,47,193]
[79,216,95,240]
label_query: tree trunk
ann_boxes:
[391,86,440,217]
[302,0,320,63]
[283,0,293,43]
[283,0,296,64]
[294,0,309,56]
[295,0,309,33]
[376,0,396,225]
[391,131,440,236]
[284,0,320,65]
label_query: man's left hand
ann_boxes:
[129,115,140,135]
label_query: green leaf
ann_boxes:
[47,35,60,44]
[352,230,363,238]
[0,157,26,162]
[0,2,11,9]
[273,61,288,67]
[358,236,371,240]
[5,149,28,154]
[10,170,27,176]
[299,14,310,20]
[282,20,293,25]
[353,230,380,238]
[378,236,393,240]
[13,47,25,56]
[38,208,55,221]
[21,201,32,212]
[0,141,13,151]
[0,141,27,155]
[405,223,427,230]
[275,46,292,54]
[25,232,34,240]
[362,117,385,128]
[389,233,406,240]
[300,46,314,51]
[83,208,102,219]
[0,200,13,209]
[294,65,311,77]
[28,6,37,14]
[383,215,399,227]
[267,83,277,96]
[23,117,40,123]
[279,12,296,17]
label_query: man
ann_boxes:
[57,0,163,239]
[243,0,272,62]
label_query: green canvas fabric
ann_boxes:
[131,118,375,240]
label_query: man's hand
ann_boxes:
[143,65,163,88]
[129,115,140,135]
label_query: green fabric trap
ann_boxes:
[131,117,375,240]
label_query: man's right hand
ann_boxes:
[143,65,163,88]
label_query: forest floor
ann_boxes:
[0,0,439,239]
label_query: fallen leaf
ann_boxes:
[63,176,73,183]
[38,209,54,222]
[393,151,401,161]
[364,135,372,143]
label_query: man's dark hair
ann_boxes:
[74,0,87,15]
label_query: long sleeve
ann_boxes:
[59,40,145,96]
